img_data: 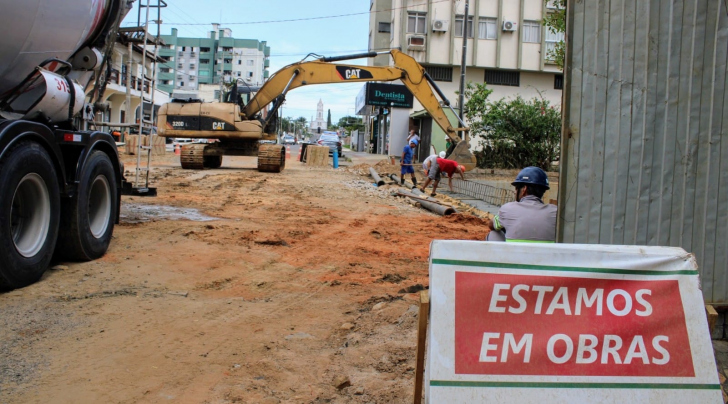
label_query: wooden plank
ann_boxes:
[413,290,430,404]
[706,305,718,335]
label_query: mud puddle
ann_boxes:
[120,203,218,223]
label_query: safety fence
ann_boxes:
[450,179,515,207]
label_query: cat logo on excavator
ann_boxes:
[335,66,374,80]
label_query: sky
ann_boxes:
[122,0,372,125]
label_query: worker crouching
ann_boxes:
[486,167,557,242]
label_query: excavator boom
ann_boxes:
[243,50,476,170]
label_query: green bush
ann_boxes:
[463,82,561,170]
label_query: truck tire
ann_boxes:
[0,141,60,289]
[56,151,117,261]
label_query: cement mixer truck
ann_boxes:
[0,0,134,289]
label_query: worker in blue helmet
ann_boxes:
[400,138,418,187]
[486,167,557,242]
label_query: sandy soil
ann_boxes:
[0,152,489,404]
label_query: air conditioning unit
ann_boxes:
[502,20,517,31]
[407,35,426,50]
[432,19,449,32]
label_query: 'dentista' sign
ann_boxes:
[425,241,721,403]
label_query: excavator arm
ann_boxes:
[243,50,476,170]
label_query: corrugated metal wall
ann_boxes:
[558,0,728,303]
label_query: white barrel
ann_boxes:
[0,0,116,96]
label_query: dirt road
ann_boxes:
[0,153,488,403]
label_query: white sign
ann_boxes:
[425,241,721,403]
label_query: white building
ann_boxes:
[90,35,170,129]
[365,0,564,157]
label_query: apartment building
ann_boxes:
[364,0,564,157]
[157,25,270,94]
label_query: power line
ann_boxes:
[155,0,449,26]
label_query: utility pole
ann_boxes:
[457,0,470,135]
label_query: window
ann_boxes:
[237,71,241,77]
[247,71,254,78]
[179,81,184,86]
[163,44,172,49]
[478,17,497,39]
[200,47,210,52]
[378,22,391,33]
[485,69,520,86]
[200,59,210,64]
[181,46,186,51]
[223,46,233,52]
[177,64,183,69]
[523,21,541,43]
[238,60,242,65]
[407,12,426,34]
[247,60,254,66]
[455,15,474,38]
[408,36,425,46]
[545,29,565,61]
[189,64,196,70]
[190,76,195,81]
[423,65,452,82]
[554,74,564,90]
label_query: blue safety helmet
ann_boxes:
[512,167,549,189]
[410,139,418,146]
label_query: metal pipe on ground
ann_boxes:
[397,190,456,216]
[370,167,385,186]
[389,173,416,189]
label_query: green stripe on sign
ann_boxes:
[431,259,699,276]
[429,380,721,390]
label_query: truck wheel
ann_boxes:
[56,151,117,261]
[0,141,60,289]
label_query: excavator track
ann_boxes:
[257,144,285,173]
[180,144,206,170]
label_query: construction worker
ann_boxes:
[486,167,557,242]
[407,130,420,161]
[400,139,418,187]
[445,136,452,153]
[419,156,465,197]
[422,151,445,177]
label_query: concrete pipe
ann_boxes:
[397,190,456,216]
[369,167,385,186]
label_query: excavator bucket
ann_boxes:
[448,140,477,172]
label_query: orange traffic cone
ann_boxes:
[297,146,302,161]
[174,144,180,155]
[286,145,291,160]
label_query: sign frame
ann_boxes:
[425,241,722,403]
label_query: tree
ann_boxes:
[326,109,332,129]
[543,0,566,69]
[336,116,363,136]
[463,82,561,170]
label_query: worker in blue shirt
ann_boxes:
[486,167,557,242]
[401,139,417,187]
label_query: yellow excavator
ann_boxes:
[157,50,476,172]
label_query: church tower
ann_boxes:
[310,99,327,133]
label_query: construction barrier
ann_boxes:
[421,241,721,403]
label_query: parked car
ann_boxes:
[316,133,342,156]
[282,135,296,144]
